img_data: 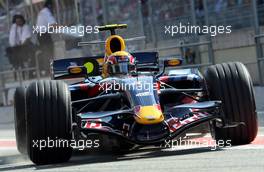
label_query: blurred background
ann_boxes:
[0,0,264,106]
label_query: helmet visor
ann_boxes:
[110,61,129,74]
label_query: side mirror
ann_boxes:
[163,58,182,67]
[156,58,182,78]
[67,66,88,77]
[67,58,101,78]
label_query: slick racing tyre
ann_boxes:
[14,87,27,154]
[205,62,258,145]
[26,80,72,165]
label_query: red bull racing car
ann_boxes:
[14,24,258,165]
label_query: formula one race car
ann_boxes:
[14,24,258,165]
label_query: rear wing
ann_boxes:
[52,52,158,80]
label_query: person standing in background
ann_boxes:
[7,14,34,80]
[180,41,196,65]
[9,15,32,47]
[36,0,58,76]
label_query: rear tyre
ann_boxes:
[26,80,72,165]
[14,87,27,154]
[204,62,258,145]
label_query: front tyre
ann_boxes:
[14,87,27,154]
[205,62,258,145]
[26,80,72,165]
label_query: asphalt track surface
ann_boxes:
[0,87,264,172]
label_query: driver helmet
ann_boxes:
[103,51,135,77]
